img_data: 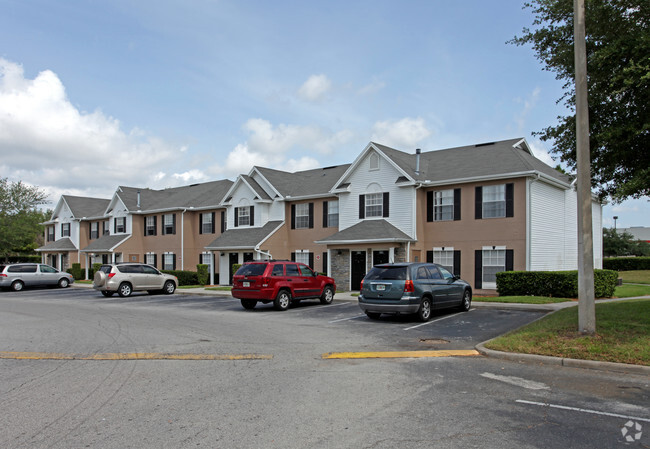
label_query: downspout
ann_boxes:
[255,246,272,260]
[181,209,187,270]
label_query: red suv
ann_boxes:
[231,261,336,311]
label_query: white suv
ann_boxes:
[93,263,178,297]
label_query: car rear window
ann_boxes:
[100,265,113,274]
[8,265,37,273]
[235,264,267,276]
[364,266,407,281]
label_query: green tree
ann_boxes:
[510,0,650,202]
[603,227,650,257]
[0,178,48,261]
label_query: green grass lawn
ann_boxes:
[205,286,232,291]
[615,283,650,298]
[474,296,573,304]
[618,270,650,284]
[485,298,650,366]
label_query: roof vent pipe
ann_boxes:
[415,148,421,175]
[137,190,141,209]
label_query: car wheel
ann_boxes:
[94,271,106,287]
[365,311,381,320]
[241,299,257,310]
[459,289,472,312]
[58,278,70,288]
[274,290,291,311]
[101,290,114,297]
[320,285,334,304]
[11,280,24,292]
[117,282,132,297]
[417,297,432,322]
[163,281,176,295]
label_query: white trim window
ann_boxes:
[163,252,175,270]
[90,222,99,239]
[327,200,339,227]
[434,190,454,221]
[295,250,310,265]
[145,216,156,236]
[366,193,383,218]
[482,247,505,289]
[483,185,506,218]
[115,217,126,233]
[163,214,175,235]
[61,223,71,237]
[433,248,454,273]
[200,252,212,266]
[145,252,156,266]
[201,213,213,234]
[295,203,310,229]
[237,207,250,227]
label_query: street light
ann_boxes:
[613,216,618,230]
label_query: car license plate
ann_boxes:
[376,284,385,291]
[243,281,250,287]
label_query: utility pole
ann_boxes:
[574,0,596,334]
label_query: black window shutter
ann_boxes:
[322,252,328,275]
[89,223,92,240]
[221,211,225,233]
[426,191,433,222]
[383,192,389,218]
[323,201,328,227]
[291,204,296,229]
[453,250,461,277]
[234,207,239,227]
[172,254,176,270]
[505,249,514,271]
[153,216,157,236]
[426,250,433,263]
[172,213,176,234]
[211,212,215,233]
[475,250,482,289]
[250,206,254,226]
[308,202,314,228]
[161,215,166,235]
[199,213,203,234]
[475,186,483,219]
[359,195,365,219]
[308,252,314,269]
[505,183,514,218]
[153,254,157,268]
[144,217,148,236]
[291,252,296,262]
[114,218,117,233]
[454,188,461,221]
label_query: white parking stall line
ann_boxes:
[516,400,650,423]
[329,315,367,323]
[403,308,475,331]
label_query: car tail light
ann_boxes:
[404,280,415,293]
[360,279,364,290]
[0,274,6,277]
[261,277,270,287]
[108,273,116,278]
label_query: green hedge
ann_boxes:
[196,264,209,285]
[3,255,41,263]
[603,257,650,271]
[161,270,199,286]
[496,269,618,298]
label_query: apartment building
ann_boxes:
[39,138,603,293]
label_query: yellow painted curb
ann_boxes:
[322,349,480,359]
[0,351,273,361]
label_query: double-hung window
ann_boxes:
[434,190,454,221]
[163,253,175,270]
[237,207,250,227]
[163,214,175,235]
[482,248,505,289]
[326,201,339,227]
[61,223,70,237]
[145,216,156,236]
[115,217,126,233]
[433,249,454,274]
[201,213,213,234]
[295,203,310,229]
[482,185,506,218]
[365,193,383,218]
[47,226,55,242]
[90,222,99,239]
[145,252,156,267]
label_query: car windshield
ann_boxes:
[235,264,266,276]
[364,266,407,281]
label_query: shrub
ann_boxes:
[161,270,198,286]
[196,264,209,285]
[232,264,242,275]
[67,263,84,280]
[496,269,618,298]
[603,257,650,271]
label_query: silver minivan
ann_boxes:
[0,263,75,291]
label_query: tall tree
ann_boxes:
[510,0,649,202]
[0,178,48,261]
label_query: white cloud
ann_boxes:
[371,117,431,149]
[514,87,541,131]
[357,79,386,96]
[0,58,188,200]
[297,74,331,102]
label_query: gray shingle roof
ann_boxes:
[205,221,284,250]
[36,238,77,252]
[81,234,131,252]
[316,220,413,244]
[117,179,234,212]
[241,175,272,201]
[255,164,351,198]
[62,196,110,219]
[373,138,572,185]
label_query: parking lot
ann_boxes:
[1,287,647,449]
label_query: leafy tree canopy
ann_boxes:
[0,178,49,259]
[603,227,650,256]
[511,0,649,202]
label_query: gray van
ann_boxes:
[0,263,75,291]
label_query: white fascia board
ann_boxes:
[282,192,338,201]
[219,176,246,207]
[512,138,533,155]
[315,237,414,245]
[249,167,283,200]
[419,171,571,190]
[370,143,415,182]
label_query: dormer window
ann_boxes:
[61,223,70,237]
[234,206,254,227]
[369,153,379,171]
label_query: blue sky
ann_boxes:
[0,0,646,228]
